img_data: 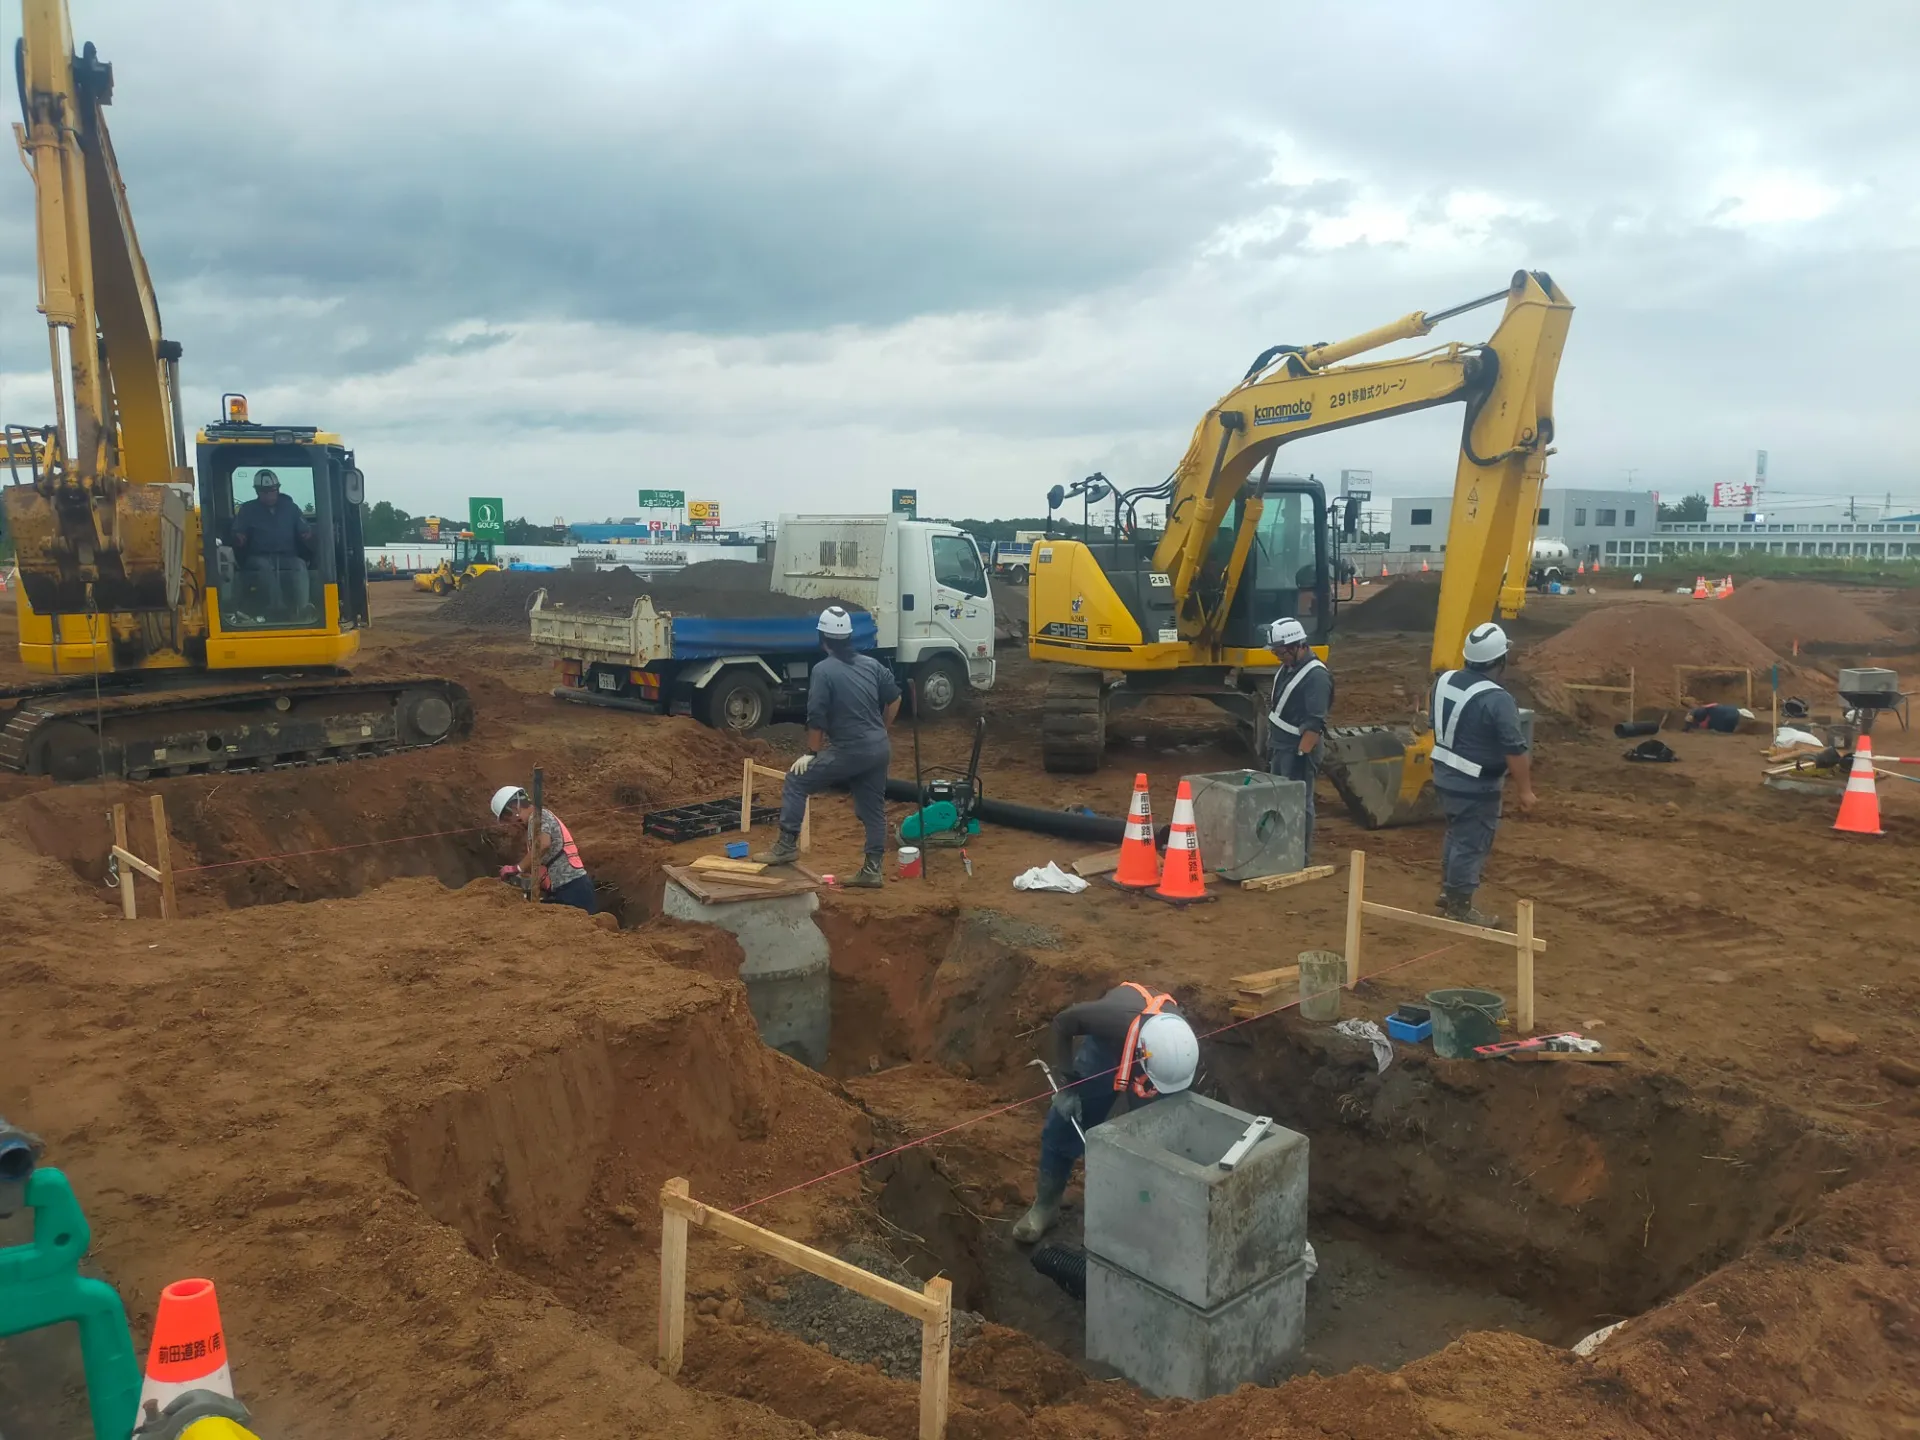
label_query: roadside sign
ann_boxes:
[638,488,685,509]
[468,497,504,541]
[891,488,918,517]
[424,516,442,540]
[649,520,664,533]
[688,500,721,523]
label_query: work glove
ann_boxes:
[1049,1088,1083,1124]
[789,753,815,777]
[499,864,520,881]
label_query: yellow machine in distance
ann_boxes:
[1028,271,1572,826]
[1,0,471,780]
[413,532,500,595]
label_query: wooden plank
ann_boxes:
[658,1178,690,1374]
[1506,1050,1631,1064]
[1232,964,1300,996]
[1360,899,1547,952]
[751,763,787,781]
[150,794,175,920]
[799,796,812,855]
[1073,852,1120,878]
[740,757,755,833]
[111,846,163,883]
[919,1276,953,1440]
[662,1189,942,1324]
[1238,864,1335,893]
[1515,898,1536,1034]
[690,855,768,874]
[663,864,818,904]
[1343,850,1364,988]
[112,805,136,920]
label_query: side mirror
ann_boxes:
[343,467,366,506]
[1047,484,1066,510]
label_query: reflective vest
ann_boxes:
[1430,670,1505,779]
[537,811,585,891]
[1113,981,1178,1099]
[1268,656,1329,736]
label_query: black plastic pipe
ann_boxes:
[1029,1243,1088,1301]
[884,778,1128,844]
[1614,720,1661,738]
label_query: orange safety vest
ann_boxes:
[537,812,585,892]
[1112,981,1178,1099]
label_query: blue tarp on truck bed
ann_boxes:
[667,610,880,660]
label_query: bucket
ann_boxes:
[897,846,922,878]
[1298,950,1344,1022]
[1425,988,1506,1059]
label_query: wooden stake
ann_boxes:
[918,1276,952,1440]
[1343,849,1365,988]
[112,805,135,920]
[526,767,543,902]
[150,794,175,920]
[740,757,755,833]
[799,796,812,854]
[658,1178,690,1375]
[1515,899,1535,1033]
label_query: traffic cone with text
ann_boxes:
[140,1278,234,1414]
[1691,575,1709,599]
[1152,780,1208,902]
[1833,737,1884,836]
[1112,773,1161,889]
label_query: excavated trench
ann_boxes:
[378,900,1864,1436]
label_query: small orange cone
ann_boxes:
[1379,562,1389,578]
[1112,773,1161,889]
[1153,780,1207,902]
[1723,574,1735,595]
[141,1278,234,1413]
[1419,558,1429,572]
[1834,738,1884,836]
[1692,575,1709,599]
[1577,560,1585,575]
[1592,554,1602,571]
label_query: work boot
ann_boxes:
[1011,1172,1067,1245]
[846,851,885,888]
[754,831,800,866]
[1441,888,1504,929]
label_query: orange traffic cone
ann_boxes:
[1419,558,1430,572]
[1379,562,1389,578]
[141,1278,234,1413]
[1691,575,1709,599]
[1723,574,1735,595]
[1112,773,1161,889]
[1153,780,1207,902]
[1834,738,1884,836]
[1577,560,1585,575]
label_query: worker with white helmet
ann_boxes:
[1265,616,1334,860]
[1011,982,1199,1244]
[490,785,597,914]
[758,605,901,887]
[1428,622,1535,927]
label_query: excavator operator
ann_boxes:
[231,470,314,622]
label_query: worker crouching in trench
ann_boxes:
[490,785,598,913]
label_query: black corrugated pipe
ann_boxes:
[884,778,1129,845]
[1614,720,1662,738]
[1029,1243,1088,1301]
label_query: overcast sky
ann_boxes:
[3,1,1916,526]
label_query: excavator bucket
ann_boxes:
[1320,726,1441,829]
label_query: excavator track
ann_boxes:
[1041,668,1107,774]
[0,673,474,783]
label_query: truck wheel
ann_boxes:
[703,671,771,733]
[1041,669,1106,773]
[912,656,967,720]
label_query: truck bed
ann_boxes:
[528,591,877,665]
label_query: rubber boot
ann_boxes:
[754,831,800,866]
[1441,888,1504,929]
[1010,1172,1067,1245]
[846,851,885,888]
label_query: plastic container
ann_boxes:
[724,840,751,859]
[1425,988,1506,1059]
[897,846,922,878]
[1298,950,1344,1022]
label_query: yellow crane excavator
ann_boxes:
[1028,269,1572,827]
[1,0,471,780]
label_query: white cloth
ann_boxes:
[1333,1018,1394,1073]
[1012,862,1088,893]
[1303,1239,1318,1282]
[1773,726,1823,749]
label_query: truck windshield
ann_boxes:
[932,534,988,597]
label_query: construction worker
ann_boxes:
[1265,616,1333,860]
[490,786,597,913]
[759,606,900,886]
[231,468,314,620]
[1683,703,1756,733]
[1011,983,1200,1244]
[1429,622,1535,927]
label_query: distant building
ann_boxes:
[1647,511,1920,561]
[1390,488,1657,562]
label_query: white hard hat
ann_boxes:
[490,785,528,818]
[1462,622,1510,665]
[817,605,854,638]
[1139,1013,1198,1094]
[1268,617,1308,647]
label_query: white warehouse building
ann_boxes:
[1389,488,1658,562]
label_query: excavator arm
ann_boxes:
[1150,269,1571,667]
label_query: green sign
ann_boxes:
[468,496,505,541]
[637,488,685,509]
[891,488,918,517]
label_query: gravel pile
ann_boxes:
[440,561,863,630]
[752,1242,981,1378]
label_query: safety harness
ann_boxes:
[537,811,585,892]
[1112,981,1179,1099]
[1430,670,1505,779]
[1268,656,1331,737]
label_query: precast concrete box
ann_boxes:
[661,882,830,1069]
[1182,770,1306,882]
[1086,1251,1307,1400]
[1083,1091,1307,1309]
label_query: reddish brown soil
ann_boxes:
[5,580,1920,1439]
[1721,579,1899,653]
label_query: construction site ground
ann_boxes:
[4,573,1920,1439]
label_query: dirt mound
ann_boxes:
[1342,578,1441,632]
[1525,601,1782,704]
[1721,579,1898,651]
[442,561,860,630]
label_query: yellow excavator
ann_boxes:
[1029,269,1572,826]
[1,0,471,781]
